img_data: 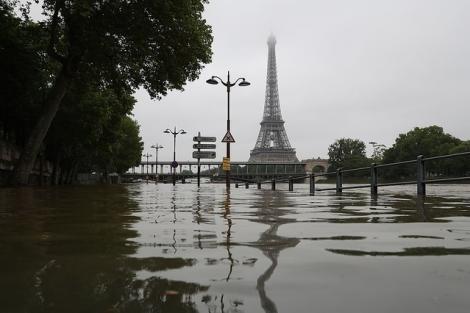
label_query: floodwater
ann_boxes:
[0,182,469,313]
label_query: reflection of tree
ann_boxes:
[0,185,207,313]
[251,190,300,313]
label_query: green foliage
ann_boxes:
[46,82,143,177]
[3,0,213,184]
[383,126,461,162]
[0,3,53,145]
[382,126,462,178]
[327,138,370,172]
[445,141,470,176]
[39,0,213,98]
[112,117,144,174]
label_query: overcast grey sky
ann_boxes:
[133,0,470,162]
[29,1,470,162]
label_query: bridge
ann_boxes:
[125,161,312,182]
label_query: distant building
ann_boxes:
[302,157,330,174]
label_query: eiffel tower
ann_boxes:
[249,35,298,163]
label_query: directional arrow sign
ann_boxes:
[193,143,216,150]
[193,136,216,142]
[193,151,216,159]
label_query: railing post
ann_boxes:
[288,177,293,191]
[336,168,343,193]
[271,179,276,190]
[370,163,378,195]
[309,174,315,195]
[417,155,426,196]
[257,182,261,189]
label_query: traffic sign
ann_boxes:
[171,161,179,168]
[193,151,216,159]
[193,143,216,150]
[193,136,216,142]
[221,131,235,143]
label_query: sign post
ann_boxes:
[193,133,217,186]
[222,157,230,171]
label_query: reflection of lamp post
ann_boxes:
[151,144,163,184]
[207,71,250,188]
[142,153,152,183]
[164,127,187,186]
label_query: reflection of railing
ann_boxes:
[238,152,470,196]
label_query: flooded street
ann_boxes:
[1,183,470,313]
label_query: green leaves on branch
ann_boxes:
[383,126,468,178]
[41,0,213,98]
[3,0,213,184]
[327,138,370,173]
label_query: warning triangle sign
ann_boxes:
[221,131,235,143]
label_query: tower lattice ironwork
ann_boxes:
[249,35,298,163]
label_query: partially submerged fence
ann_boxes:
[236,152,470,196]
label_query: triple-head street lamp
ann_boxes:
[206,71,250,188]
[164,127,187,186]
[142,153,152,183]
[150,144,163,183]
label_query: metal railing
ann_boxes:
[238,152,470,196]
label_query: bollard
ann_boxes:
[257,182,261,189]
[271,179,276,190]
[309,174,315,195]
[336,168,343,193]
[370,163,378,195]
[288,177,293,191]
[235,183,239,188]
[245,182,249,189]
[417,155,426,196]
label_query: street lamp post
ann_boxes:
[151,144,163,183]
[369,141,386,162]
[164,127,187,186]
[142,153,152,183]
[206,71,250,188]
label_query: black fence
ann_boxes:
[237,152,470,196]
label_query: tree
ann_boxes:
[111,117,143,174]
[446,141,470,176]
[45,81,142,183]
[369,142,387,163]
[11,0,213,185]
[327,138,370,172]
[0,3,52,146]
[382,126,462,178]
[383,126,460,162]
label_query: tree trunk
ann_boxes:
[51,151,61,186]
[11,70,72,185]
